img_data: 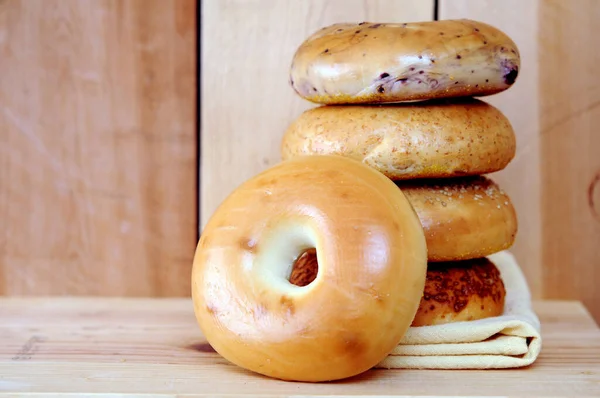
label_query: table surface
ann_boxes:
[0,298,599,397]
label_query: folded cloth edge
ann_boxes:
[377,351,539,370]
[389,335,528,356]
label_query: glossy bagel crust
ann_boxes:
[192,155,428,382]
[290,19,520,104]
[411,257,506,327]
[397,176,517,262]
[281,98,516,180]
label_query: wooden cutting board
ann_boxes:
[1,298,599,396]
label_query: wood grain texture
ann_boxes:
[0,0,197,296]
[200,0,433,229]
[539,0,600,321]
[440,0,600,322]
[0,298,599,396]
[440,0,543,298]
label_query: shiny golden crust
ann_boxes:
[192,155,427,382]
[281,98,516,180]
[290,19,520,104]
[411,258,506,327]
[397,176,518,262]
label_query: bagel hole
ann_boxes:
[289,248,318,287]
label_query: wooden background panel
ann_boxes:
[539,0,600,321]
[200,0,434,229]
[0,0,197,296]
[439,0,543,296]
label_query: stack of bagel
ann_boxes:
[283,19,520,327]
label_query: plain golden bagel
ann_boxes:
[290,19,520,104]
[411,257,506,327]
[192,155,428,382]
[281,98,516,180]
[396,176,517,262]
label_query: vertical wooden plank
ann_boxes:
[200,0,433,229]
[538,0,600,321]
[439,0,543,297]
[0,0,197,296]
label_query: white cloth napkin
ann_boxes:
[376,251,542,369]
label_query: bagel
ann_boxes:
[281,98,516,180]
[290,252,506,327]
[396,176,517,262]
[411,257,506,327]
[290,19,520,104]
[192,155,428,382]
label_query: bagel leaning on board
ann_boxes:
[192,155,428,382]
[290,19,520,104]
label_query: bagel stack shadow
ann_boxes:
[283,19,521,327]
